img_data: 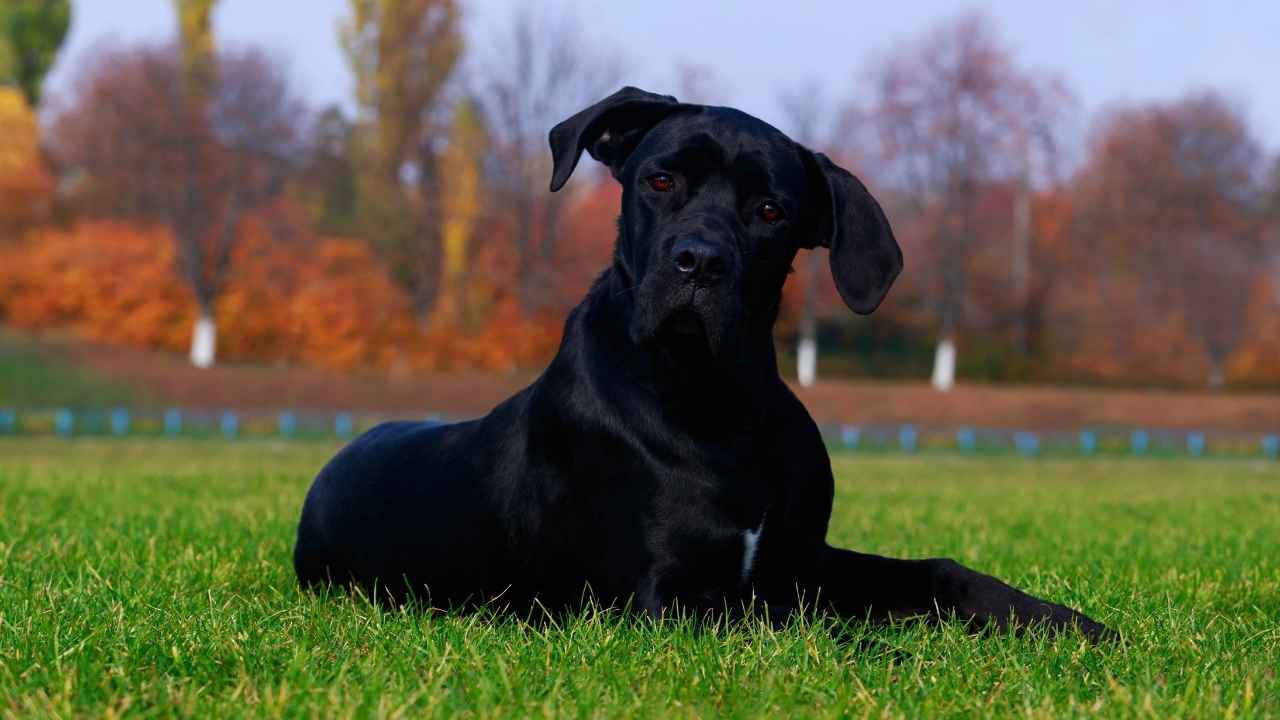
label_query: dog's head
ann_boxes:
[550,87,902,366]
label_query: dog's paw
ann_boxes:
[937,560,1116,643]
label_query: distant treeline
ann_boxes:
[0,2,1277,388]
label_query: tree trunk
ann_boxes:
[796,251,820,388]
[1011,180,1032,354]
[1207,357,1225,390]
[190,311,217,369]
[931,333,956,392]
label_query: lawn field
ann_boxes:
[1,439,1277,718]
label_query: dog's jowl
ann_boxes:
[294,87,1110,640]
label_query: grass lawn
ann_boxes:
[1,439,1277,718]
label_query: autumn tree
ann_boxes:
[1067,92,1268,388]
[0,85,53,237]
[341,0,463,325]
[857,12,1068,391]
[474,6,619,312]
[436,98,488,329]
[49,44,305,368]
[0,0,71,107]
[779,80,831,387]
[295,106,360,236]
[0,0,69,236]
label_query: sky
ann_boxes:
[42,0,1280,153]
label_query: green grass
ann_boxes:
[1,439,1277,718]
[0,336,143,409]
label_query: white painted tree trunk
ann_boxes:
[797,336,817,388]
[796,250,821,388]
[190,313,217,369]
[931,336,956,392]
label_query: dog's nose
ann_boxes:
[671,237,727,281]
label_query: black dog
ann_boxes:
[294,87,1109,640]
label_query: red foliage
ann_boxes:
[0,215,567,372]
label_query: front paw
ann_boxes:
[935,560,1116,643]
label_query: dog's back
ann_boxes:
[293,417,511,605]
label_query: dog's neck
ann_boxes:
[569,266,782,417]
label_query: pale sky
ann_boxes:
[43,0,1280,153]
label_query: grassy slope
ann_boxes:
[0,336,143,409]
[0,439,1276,718]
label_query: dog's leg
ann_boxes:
[810,545,1113,641]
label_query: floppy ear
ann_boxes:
[549,86,681,192]
[802,150,903,315]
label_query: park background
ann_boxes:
[1,0,1279,430]
[2,3,1280,717]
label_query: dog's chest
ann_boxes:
[739,512,766,585]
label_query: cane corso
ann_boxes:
[294,87,1109,640]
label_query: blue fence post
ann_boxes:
[55,408,74,437]
[221,411,239,439]
[1263,435,1279,460]
[957,427,976,454]
[110,408,130,436]
[0,409,15,435]
[840,425,860,450]
[1186,432,1206,457]
[899,425,918,453]
[1015,431,1040,457]
[164,409,183,436]
[278,411,297,438]
[1130,429,1149,456]
[1079,430,1097,455]
[335,412,354,439]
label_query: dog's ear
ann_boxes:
[802,149,903,315]
[549,86,681,192]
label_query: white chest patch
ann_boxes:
[740,513,766,585]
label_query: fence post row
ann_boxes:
[1,408,1276,460]
[164,408,183,436]
[110,408,130,436]
[840,425,860,449]
[898,425,918,453]
[220,411,239,439]
[278,411,297,437]
[1130,429,1149,455]
[1080,430,1097,455]
[1014,431,1039,457]
[55,408,73,437]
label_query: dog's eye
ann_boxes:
[647,173,675,192]
[757,201,785,224]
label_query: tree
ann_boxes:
[294,106,360,236]
[1067,93,1267,388]
[341,0,463,325]
[49,44,305,368]
[0,0,71,107]
[436,98,488,329]
[474,6,619,312]
[0,86,53,236]
[779,80,829,387]
[857,12,1067,391]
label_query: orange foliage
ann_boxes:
[1227,279,1280,387]
[0,221,192,348]
[0,88,54,237]
[0,216,566,372]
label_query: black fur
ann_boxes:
[294,87,1110,641]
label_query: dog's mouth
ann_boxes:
[663,307,705,337]
[651,304,720,367]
